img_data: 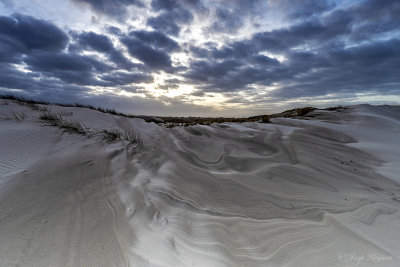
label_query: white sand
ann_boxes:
[0,101,399,266]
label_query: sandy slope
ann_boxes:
[0,104,131,266]
[0,101,399,266]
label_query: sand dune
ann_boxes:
[0,101,399,266]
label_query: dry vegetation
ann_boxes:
[0,96,141,148]
[39,111,87,135]
[101,129,142,148]
[1,95,346,128]
[158,106,329,126]
[38,110,141,148]
[0,111,28,122]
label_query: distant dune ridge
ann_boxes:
[0,98,400,266]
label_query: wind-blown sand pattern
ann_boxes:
[0,102,399,266]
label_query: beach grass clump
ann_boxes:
[12,111,28,122]
[39,111,86,135]
[101,128,141,147]
[38,110,141,147]
[26,103,48,112]
[324,106,345,111]
[0,111,28,122]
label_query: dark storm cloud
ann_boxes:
[107,50,140,70]
[150,0,203,12]
[335,0,400,42]
[25,51,113,86]
[147,0,208,36]
[0,14,68,62]
[0,12,158,100]
[182,59,279,91]
[273,0,335,19]
[25,50,151,88]
[204,17,346,62]
[202,0,265,34]
[0,14,93,97]
[182,0,400,97]
[122,37,172,71]
[249,16,352,53]
[31,51,113,73]
[186,37,400,96]
[121,30,180,71]
[249,55,280,66]
[100,71,153,85]
[147,8,193,36]
[351,0,400,21]
[73,31,138,70]
[72,0,143,17]
[208,8,244,33]
[1,0,400,110]
[0,13,168,110]
[107,26,122,36]
[200,0,398,59]
[0,62,90,97]
[0,63,40,91]
[129,30,180,52]
[77,31,114,52]
[184,59,241,82]
[151,0,180,11]
[293,38,400,95]
[0,14,68,51]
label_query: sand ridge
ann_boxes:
[0,101,399,266]
[112,111,400,266]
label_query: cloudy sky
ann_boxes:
[0,0,399,116]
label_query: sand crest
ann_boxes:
[0,102,399,266]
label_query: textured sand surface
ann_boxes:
[0,102,399,266]
[0,103,132,266]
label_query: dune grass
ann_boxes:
[0,111,28,122]
[37,109,141,147]
[39,111,86,135]
[1,94,346,127]
[101,129,142,148]
[0,95,132,118]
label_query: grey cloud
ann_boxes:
[208,8,244,33]
[147,8,193,36]
[183,3,400,96]
[272,0,335,19]
[270,39,400,99]
[0,14,68,51]
[0,0,13,8]
[201,0,264,34]
[121,37,173,71]
[24,51,112,86]
[1,0,399,113]
[150,0,203,12]
[72,0,143,17]
[73,31,138,70]
[0,13,154,106]
[0,63,90,98]
[129,30,180,52]
[121,30,180,71]
[107,26,122,36]
[0,13,68,62]
[155,78,181,90]
[100,71,153,85]
[337,0,400,42]
[151,0,180,11]
[77,31,114,52]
